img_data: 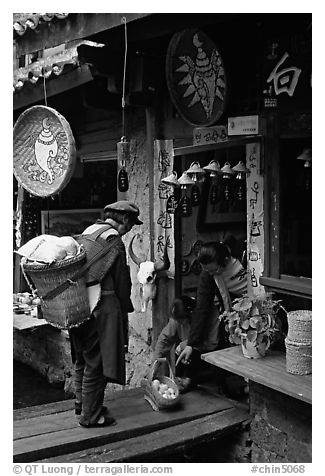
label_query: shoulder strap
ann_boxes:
[41,235,121,301]
[86,224,115,240]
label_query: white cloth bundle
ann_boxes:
[16,234,81,264]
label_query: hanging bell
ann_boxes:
[180,194,192,217]
[161,171,179,187]
[118,168,129,192]
[203,160,221,178]
[232,160,250,180]
[221,161,235,179]
[186,161,206,182]
[178,172,195,189]
[191,185,201,206]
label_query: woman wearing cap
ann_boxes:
[176,241,247,384]
[69,201,143,427]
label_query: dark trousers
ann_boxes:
[70,317,107,426]
[176,348,207,384]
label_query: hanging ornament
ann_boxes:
[118,168,129,192]
[166,194,178,214]
[221,161,235,201]
[181,259,190,275]
[191,185,201,206]
[209,183,218,212]
[117,136,130,192]
[180,194,192,217]
[117,136,130,164]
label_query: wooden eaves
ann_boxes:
[14,13,152,57]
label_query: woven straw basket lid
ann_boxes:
[13,105,76,197]
[287,310,312,342]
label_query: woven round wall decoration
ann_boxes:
[166,29,227,126]
[13,105,76,197]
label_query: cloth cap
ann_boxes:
[104,200,143,225]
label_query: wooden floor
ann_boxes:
[14,386,249,463]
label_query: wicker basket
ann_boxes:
[285,338,312,375]
[22,249,90,329]
[287,310,312,342]
[141,358,181,411]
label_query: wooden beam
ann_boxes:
[174,136,263,157]
[13,64,93,111]
[15,14,152,57]
[41,408,249,463]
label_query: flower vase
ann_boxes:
[240,333,268,359]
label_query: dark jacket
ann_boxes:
[70,221,133,385]
[187,270,220,348]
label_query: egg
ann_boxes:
[159,383,168,392]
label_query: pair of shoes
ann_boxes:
[78,406,116,428]
[79,414,117,428]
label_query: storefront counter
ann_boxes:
[202,346,312,462]
[13,312,74,394]
[201,346,311,404]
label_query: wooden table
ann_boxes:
[13,312,49,331]
[201,346,312,404]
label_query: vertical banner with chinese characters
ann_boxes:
[153,140,175,277]
[246,142,265,297]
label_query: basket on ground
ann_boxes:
[22,249,90,329]
[141,358,181,411]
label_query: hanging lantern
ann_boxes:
[221,162,235,200]
[191,185,201,206]
[161,170,180,187]
[186,161,206,182]
[203,160,221,179]
[177,172,195,189]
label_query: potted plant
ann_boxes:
[220,293,285,359]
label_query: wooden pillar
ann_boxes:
[14,185,24,293]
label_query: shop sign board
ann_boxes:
[193,125,228,145]
[228,115,259,136]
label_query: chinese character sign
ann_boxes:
[246,143,265,297]
[154,140,175,276]
[267,52,302,97]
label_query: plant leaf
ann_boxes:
[241,319,250,330]
[233,297,252,312]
